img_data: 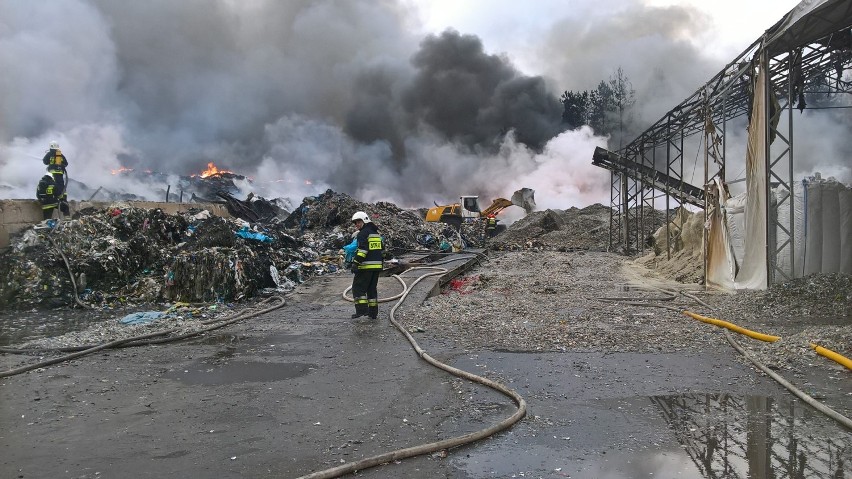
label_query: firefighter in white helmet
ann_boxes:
[350,211,383,319]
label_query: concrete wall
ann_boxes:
[0,199,231,249]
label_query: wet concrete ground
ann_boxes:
[1,258,850,478]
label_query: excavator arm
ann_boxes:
[480,198,514,217]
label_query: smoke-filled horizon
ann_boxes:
[1,0,844,211]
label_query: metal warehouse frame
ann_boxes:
[593,0,852,284]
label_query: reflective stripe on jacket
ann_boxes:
[36,175,56,203]
[353,222,383,270]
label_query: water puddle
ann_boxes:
[165,361,314,385]
[648,393,849,479]
[0,309,115,346]
[452,392,850,478]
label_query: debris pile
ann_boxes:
[0,204,325,308]
[0,190,460,309]
[182,171,248,199]
[634,207,704,284]
[759,272,852,318]
[284,189,448,255]
[490,204,614,251]
[216,191,289,224]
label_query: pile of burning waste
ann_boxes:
[0,190,456,309]
[71,162,255,203]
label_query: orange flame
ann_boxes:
[195,162,233,178]
[111,167,134,175]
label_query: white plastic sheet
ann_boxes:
[773,182,805,279]
[734,59,769,290]
[821,181,842,273]
[800,177,852,276]
[841,186,852,274]
[706,179,738,289]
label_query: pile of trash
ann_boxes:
[490,204,616,251]
[0,190,462,309]
[0,204,320,308]
[285,189,450,254]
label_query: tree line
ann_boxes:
[561,67,637,150]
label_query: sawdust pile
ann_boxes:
[633,207,704,284]
[490,204,613,251]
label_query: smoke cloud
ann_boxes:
[2,0,842,213]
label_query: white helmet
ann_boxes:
[49,141,59,149]
[351,211,371,223]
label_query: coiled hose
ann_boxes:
[298,262,526,479]
[340,254,482,303]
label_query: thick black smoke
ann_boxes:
[401,31,564,152]
[337,29,568,178]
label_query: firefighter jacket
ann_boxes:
[486,217,497,229]
[36,174,57,205]
[42,148,69,172]
[353,222,383,270]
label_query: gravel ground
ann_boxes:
[398,250,851,400]
[13,249,849,376]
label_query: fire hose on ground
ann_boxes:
[299,260,527,479]
[0,219,290,375]
[0,296,287,378]
[46,226,90,310]
[593,289,852,430]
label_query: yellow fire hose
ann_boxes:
[811,343,852,371]
[682,311,781,342]
[725,331,852,429]
[596,290,851,430]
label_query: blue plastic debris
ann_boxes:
[235,226,273,243]
[120,311,164,325]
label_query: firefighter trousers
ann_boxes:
[352,269,380,319]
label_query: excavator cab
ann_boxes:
[425,196,479,230]
[460,196,481,220]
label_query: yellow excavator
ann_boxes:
[425,188,536,229]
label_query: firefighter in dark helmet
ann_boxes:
[36,173,58,220]
[350,211,383,319]
[485,213,498,237]
[42,140,69,215]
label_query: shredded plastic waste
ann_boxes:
[0,189,484,309]
[235,225,273,243]
[446,275,481,295]
[119,311,164,325]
